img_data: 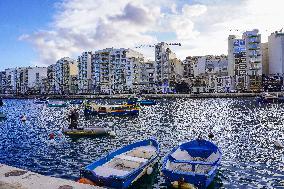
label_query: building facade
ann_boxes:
[268,31,284,75]
[77,51,92,94]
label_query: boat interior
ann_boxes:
[166,148,220,174]
[94,145,157,177]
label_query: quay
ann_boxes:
[0,92,272,100]
[0,164,103,189]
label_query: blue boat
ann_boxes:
[162,139,222,189]
[34,98,49,104]
[256,93,284,104]
[84,103,140,116]
[80,139,160,189]
[127,98,156,106]
[70,99,83,104]
[48,101,67,107]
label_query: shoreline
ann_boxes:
[0,164,102,189]
[0,92,272,99]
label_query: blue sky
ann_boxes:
[0,0,283,70]
[0,0,57,70]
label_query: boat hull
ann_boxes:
[48,103,67,107]
[70,100,83,104]
[63,128,109,137]
[81,139,159,189]
[84,109,139,116]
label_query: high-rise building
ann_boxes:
[155,42,182,93]
[54,57,78,94]
[228,29,262,92]
[77,51,92,94]
[92,48,144,94]
[268,31,284,75]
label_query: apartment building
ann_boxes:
[155,42,182,93]
[0,71,5,94]
[77,51,92,94]
[54,57,78,94]
[92,48,144,94]
[140,61,156,93]
[268,31,284,75]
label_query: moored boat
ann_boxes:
[256,93,284,104]
[84,102,139,116]
[127,98,157,106]
[48,101,67,107]
[80,138,160,189]
[70,99,83,104]
[62,127,111,137]
[34,97,49,104]
[162,139,222,189]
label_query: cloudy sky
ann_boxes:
[0,0,283,70]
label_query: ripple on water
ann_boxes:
[1,98,284,188]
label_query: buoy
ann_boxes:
[49,133,55,140]
[274,139,284,148]
[77,178,96,185]
[146,167,153,175]
[21,115,27,122]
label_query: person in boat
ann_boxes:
[68,108,79,129]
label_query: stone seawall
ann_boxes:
[0,92,269,99]
[0,164,102,189]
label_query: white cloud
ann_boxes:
[20,0,284,65]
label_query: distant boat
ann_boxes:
[69,99,83,105]
[256,93,284,104]
[34,97,49,104]
[48,101,67,107]
[127,98,157,106]
[80,138,160,189]
[62,127,111,137]
[84,102,139,116]
[162,139,222,189]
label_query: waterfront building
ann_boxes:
[54,57,78,94]
[92,48,144,94]
[77,51,92,94]
[228,30,262,92]
[261,42,269,76]
[3,68,16,94]
[262,75,283,92]
[0,71,5,94]
[140,61,157,93]
[155,42,183,93]
[268,31,284,75]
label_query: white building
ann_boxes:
[4,68,16,94]
[77,51,92,94]
[261,42,269,76]
[228,29,262,92]
[155,42,182,93]
[268,31,284,75]
[92,48,144,94]
[55,57,78,94]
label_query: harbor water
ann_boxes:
[0,98,284,188]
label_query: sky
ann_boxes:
[0,0,284,70]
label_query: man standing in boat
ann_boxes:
[68,108,79,129]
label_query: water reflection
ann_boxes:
[1,98,284,188]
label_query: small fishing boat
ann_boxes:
[256,93,284,104]
[34,97,49,104]
[162,139,222,189]
[84,102,139,116]
[127,98,156,106]
[80,138,160,189]
[70,99,84,105]
[48,101,67,107]
[62,127,112,137]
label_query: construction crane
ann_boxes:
[135,42,181,48]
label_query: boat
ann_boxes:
[62,127,112,137]
[48,101,67,107]
[127,98,157,106]
[161,139,222,189]
[256,93,284,104]
[34,97,49,104]
[80,138,160,189]
[84,102,140,116]
[70,99,84,105]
